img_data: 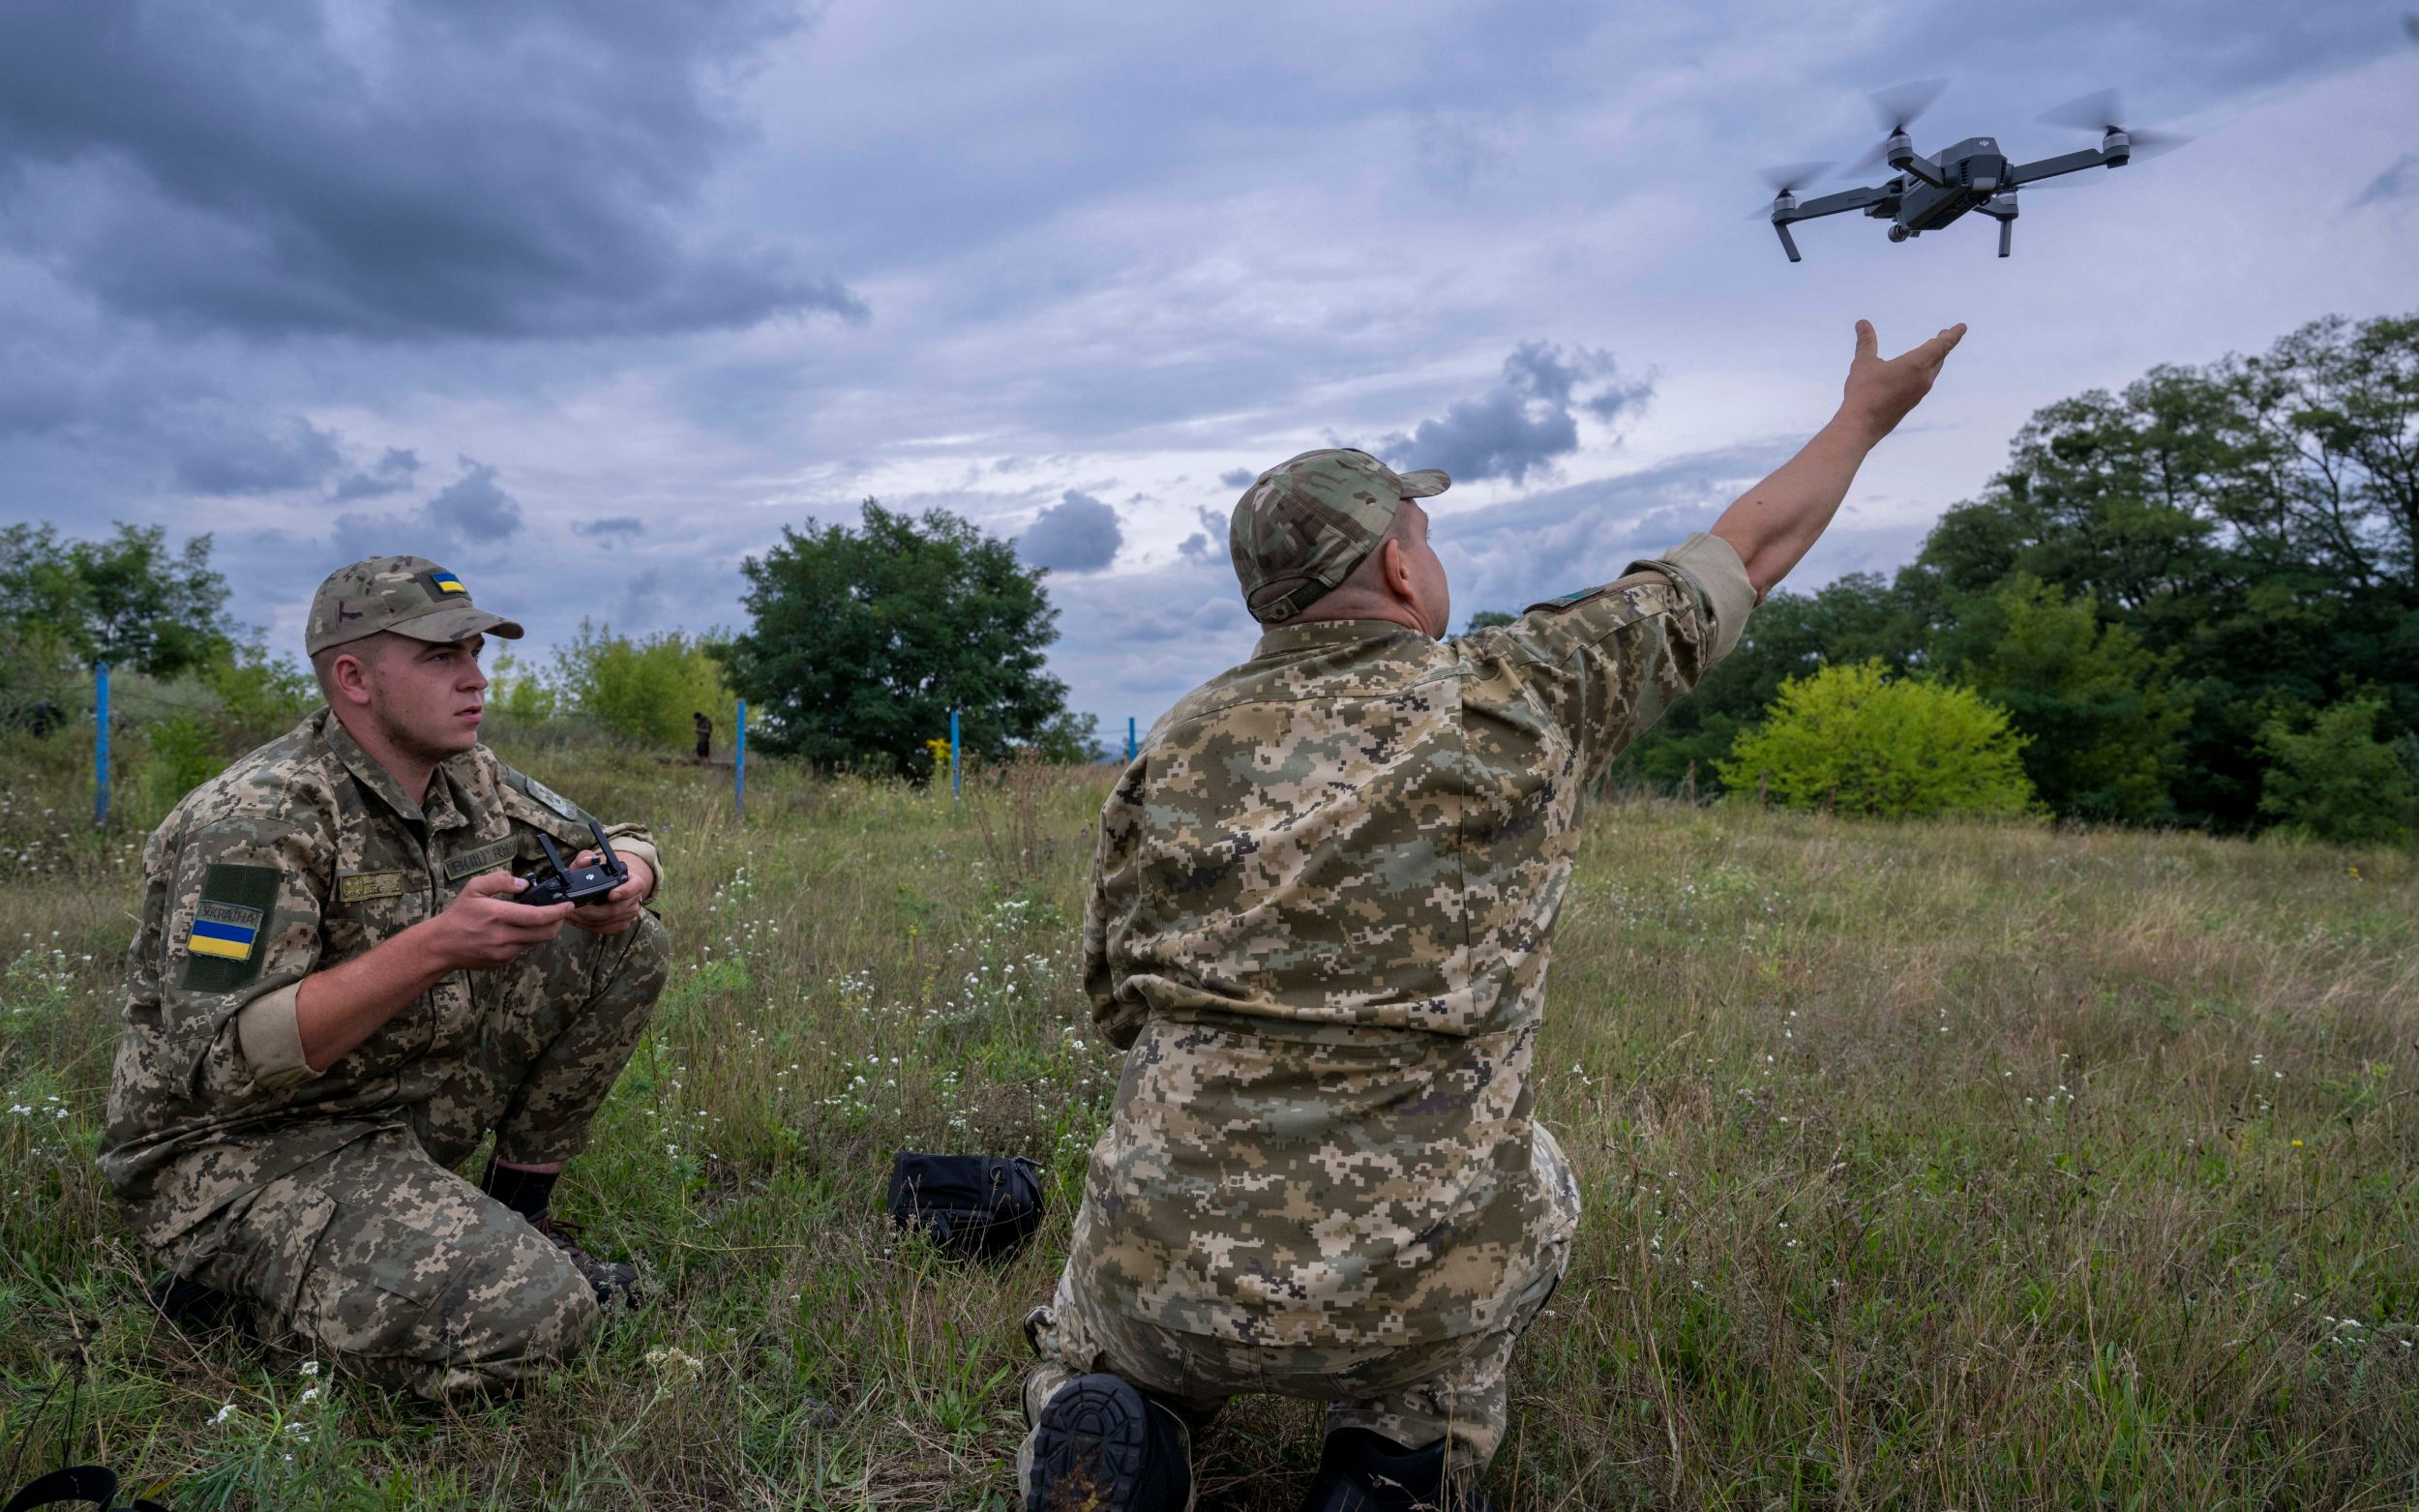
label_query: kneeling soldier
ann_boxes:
[99,556,670,1400]
[1024,321,1965,1510]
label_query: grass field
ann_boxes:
[2,726,2415,1510]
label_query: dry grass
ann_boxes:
[1,728,2412,1509]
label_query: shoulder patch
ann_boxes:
[1525,585,1609,613]
[502,767,595,827]
[182,862,280,993]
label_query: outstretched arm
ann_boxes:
[1709,319,1966,601]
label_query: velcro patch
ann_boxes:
[1526,585,1608,613]
[337,870,408,903]
[182,862,281,993]
[444,839,517,880]
[505,767,593,826]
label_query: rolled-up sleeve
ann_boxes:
[1494,532,1757,779]
[161,820,328,1094]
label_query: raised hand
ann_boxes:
[1838,319,1966,443]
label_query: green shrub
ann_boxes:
[202,642,315,742]
[1717,659,2035,819]
[142,712,226,813]
[551,623,736,750]
[2257,695,2419,845]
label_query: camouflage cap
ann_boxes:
[1229,449,1449,623]
[305,556,525,657]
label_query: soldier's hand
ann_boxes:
[1837,318,1966,443]
[429,869,574,966]
[566,850,653,935]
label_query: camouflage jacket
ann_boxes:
[98,709,662,1251]
[1069,533,1753,1349]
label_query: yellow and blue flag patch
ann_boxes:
[188,901,262,961]
[181,862,281,993]
[431,570,466,595]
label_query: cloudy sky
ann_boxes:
[3,1,2413,733]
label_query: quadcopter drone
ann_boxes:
[1760,82,2187,260]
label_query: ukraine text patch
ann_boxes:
[188,902,262,960]
[181,862,283,993]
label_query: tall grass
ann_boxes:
[0,727,2411,1509]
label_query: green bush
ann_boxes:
[142,713,226,813]
[551,623,736,751]
[2257,695,2419,845]
[1717,659,2035,819]
[202,642,316,742]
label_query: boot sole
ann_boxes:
[1029,1374,1156,1511]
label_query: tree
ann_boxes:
[716,500,1075,774]
[1464,610,1517,631]
[0,523,233,676]
[1934,576,2192,822]
[2256,695,2419,845]
[1717,660,2034,819]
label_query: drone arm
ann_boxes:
[1772,220,1803,262]
[1778,185,1890,222]
[1896,154,1949,189]
[2010,148,2112,187]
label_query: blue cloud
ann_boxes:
[1018,489,1123,574]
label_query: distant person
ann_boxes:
[27,697,59,737]
[694,710,712,761]
[1022,320,1966,1511]
[98,555,670,1400]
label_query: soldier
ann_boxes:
[1022,320,1966,1511]
[98,556,671,1400]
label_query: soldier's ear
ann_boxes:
[1378,537,1417,602]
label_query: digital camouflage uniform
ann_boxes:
[1024,450,1755,1493]
[97,558,669,1399]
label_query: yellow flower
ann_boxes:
[2291,1139,2305,1148]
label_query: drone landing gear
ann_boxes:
[1981,190,2018,258]
[1772,221,1803,263]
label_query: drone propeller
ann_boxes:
[2035,87,2192,162]
[1750,161,1834,216]
[1843,77,1949,175]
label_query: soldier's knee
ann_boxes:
[625,909,670,999]
[432,1230,600,1395]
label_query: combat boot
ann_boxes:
[146,1270,244,1333]
[532,1217,642,1305]
[1026,1372,1193,1512]
[1297,1428,1494,1512]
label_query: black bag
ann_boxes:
[1,1466,168,1512]
[885,1152,1045,1262]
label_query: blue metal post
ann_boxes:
[93,662,110,828]
[1127,716,1137,763]
[949,708,961,800]
[733,698,746,821]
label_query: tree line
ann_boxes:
[1594,310,2417,842]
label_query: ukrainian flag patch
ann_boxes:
[431,570,466,595]
[181,862,282,993]
[189,901,263,961]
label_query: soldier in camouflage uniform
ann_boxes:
[1023,320,1967,1511]
[99,556,671,1400]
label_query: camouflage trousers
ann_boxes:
[1020,1125,1578,1494]
[162,913,667,1399]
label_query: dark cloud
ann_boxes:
[331,458,522,562]
[1385,342,1653,486]
[1178,507,1227,565]
[1217,467,1256,489]
[574,516,648,546]
[1018,489,1123,574]
[171,415,342,495]
[329,446,420,503]
[2349,154,2418,210]
[614,569,669,630]
[0,2,863,341]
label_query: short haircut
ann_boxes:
[310,632,400,702]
